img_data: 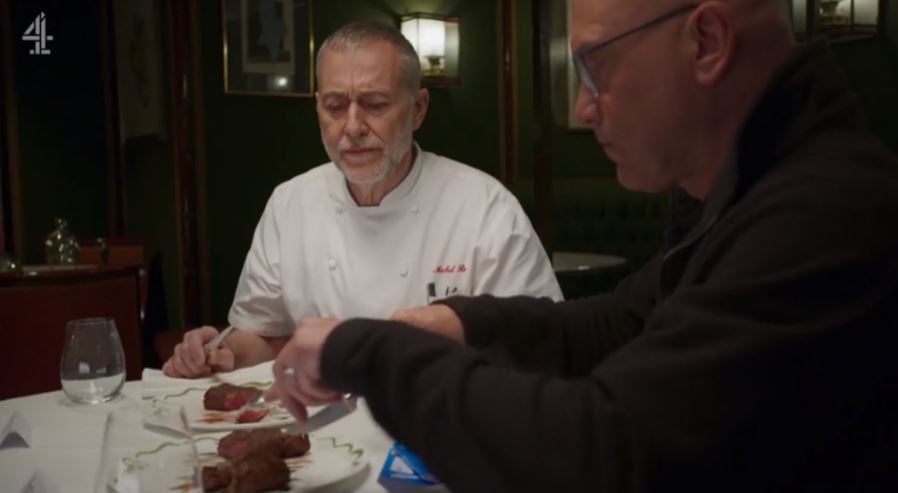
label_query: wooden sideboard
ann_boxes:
[0,265,142,399]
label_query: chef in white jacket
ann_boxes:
[163,20,561,378]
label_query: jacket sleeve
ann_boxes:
[438,254,660,376]
[319,198,898,493]
[228,189,293,336]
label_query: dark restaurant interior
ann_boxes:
[0,0,896,391]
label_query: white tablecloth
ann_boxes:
[0,381,392,492]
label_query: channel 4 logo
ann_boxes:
[22,12,53,55]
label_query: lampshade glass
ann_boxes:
[854,0,879,24]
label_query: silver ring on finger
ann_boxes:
[283,366,296,377]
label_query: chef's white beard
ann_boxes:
[324,111,415,188]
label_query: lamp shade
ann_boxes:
[401,13,460,84]
[790,0,881,40]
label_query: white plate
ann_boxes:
[106,432,367,492]
[144,381,296,432]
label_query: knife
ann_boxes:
[284,394,358,435]
[203,326,235,354]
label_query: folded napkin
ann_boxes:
[141,360,275,400]
[0,411,32,449]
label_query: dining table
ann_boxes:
[0,377,395,492]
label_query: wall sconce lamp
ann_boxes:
[401,13,460,86]
[790,0,881,41]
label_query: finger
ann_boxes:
[208,348,235,372]
[173,343,211,378]
[264,384,281,402]
[296,372,341,405]
[184,330,211,369]
[170,348,193,377]
[279,392,309,422]
[271,363,309,422]
[162,359,178,377]
[174,341,201,375]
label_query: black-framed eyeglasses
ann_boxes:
[574,3,699,96]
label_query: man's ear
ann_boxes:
[413,88,430,130]
[688,2,735,86]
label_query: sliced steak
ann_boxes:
[280,433,311,458]
[224,455,290,493]
[218,429,282,461]
[218,429,311,461]
[236,407,270,424]
[204,384,259,411]
[202,463,232,492]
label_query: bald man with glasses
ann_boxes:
[268,1,898,491]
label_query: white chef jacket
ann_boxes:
[229,145,563,337]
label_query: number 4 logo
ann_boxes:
[22,12,53,55]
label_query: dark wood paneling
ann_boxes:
[167,0,200,327]
[100,0,126,237]
[0,0,23,258]
[532,0,554,255]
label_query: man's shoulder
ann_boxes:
[419,151,510,197]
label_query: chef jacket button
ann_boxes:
[400,267,409,278]
[335,205,344,214]
[411,205,419,214]
[328,259,337,271]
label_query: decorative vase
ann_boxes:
[44,218,80,265]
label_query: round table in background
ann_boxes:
[552,251,628,299]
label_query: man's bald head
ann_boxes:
[570,0,797,198]
[571,0,792,50]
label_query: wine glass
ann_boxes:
[95,402,202,493]
[60,317,126,404]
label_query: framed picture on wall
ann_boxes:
[115,0,165,138]
[222,0,314,96]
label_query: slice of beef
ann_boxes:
[224,455,290,493]
[280,433,310,458]
[202,463,232,492]
[218,429,282,461]
[218,429,311,461]
[204,384,259,411]
[236,407,270,424]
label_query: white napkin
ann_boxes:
[0,411,32,449]
[21,470,61,493]
[140,360,275,399]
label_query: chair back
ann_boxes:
[0,266,143,399]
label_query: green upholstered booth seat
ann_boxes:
[511,179,670,298]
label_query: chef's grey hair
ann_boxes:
[316,21,422,96]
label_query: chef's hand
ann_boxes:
[162,326,235,378]
[266,318,344,422]
[391,304,465,343]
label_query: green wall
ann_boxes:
[514,0,614,180]
[10,0,109,262]
[200,0,502,323]
[124,136,181,330]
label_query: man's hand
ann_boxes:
[266,318,344,422]
[162,326,235,378]
[391,304,465,343]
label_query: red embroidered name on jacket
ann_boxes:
[433,264,467,274]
